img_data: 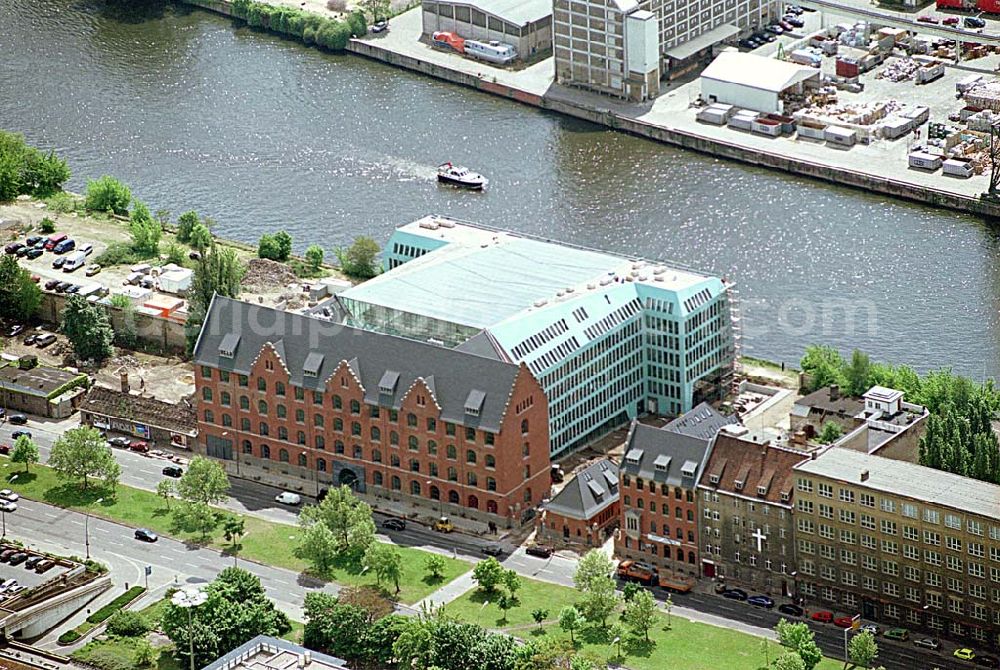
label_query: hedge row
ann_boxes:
[86,586,146,625]
[230,0,366,51]
[57,629,81,645]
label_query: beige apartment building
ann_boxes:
[794,447,1000,648]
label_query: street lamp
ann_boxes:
[172,586,208,670]
[84,497,104,560]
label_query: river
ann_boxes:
[1,0,998,376]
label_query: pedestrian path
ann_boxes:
[414,569,477,611]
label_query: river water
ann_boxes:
[1,0,998,375]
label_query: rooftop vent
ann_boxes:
[860,469,870,482]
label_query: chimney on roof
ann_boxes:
[829,385,840,401]
[860,469,870,483]
[120,371,129,394]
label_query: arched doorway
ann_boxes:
[468,494,479,509]
[339,468,359,489]
[448,490,460,504]
[430,485,440,501]
[487,500,498,514]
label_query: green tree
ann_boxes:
[305,244,325,271]
[573,549,618,627]
[425,554,446,581]
[336,236,381,279]
[848,630,879,669]
[164,241,187,266]
[189,222,213,254]
[0,132,70,199]
[338,585,394,623]
[773,650,806,670]
[359,0,390,21]
[129,199,162,255]
[106,610,151,637]
[0,254,41,322]
[472,556,505,594]
[84,175,131,215]
[558,605,582,644]
[223,515,246,548]
[304,593,371,660]
[257,233,281,260]
[175,501,220,539]
[49,426,121,490]
[363,542,402,593]
[817,421,843,444]
[296,518,340,574]
[176,456,231,506]
[10,434,38,472]
[274,230,293,261]
[845,349,872,397]
[622,582,640,602]
[156,479,175,510]
[186,245,246,353]
[61,294,115,362]
[297,485,376,557]
[39,217,56,234]
[800,345,847,392]
[176,210,200,243]
[622,588,657,642]
[531,608,549,629]
[775,619,823,670]
[133,638,155,667]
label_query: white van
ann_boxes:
[62,250,87,273]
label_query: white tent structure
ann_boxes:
[700,52,821,114]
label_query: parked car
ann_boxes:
[7,324,24,338]
[10,430,30,441]
[722,588,749,601]
[4,243,23,255]
[381,518,406,531]
[35,559,54,573]
[8,553,28,566]
[525,544,553,558]
[23,236,41,247]
[134,528,158,543]
[783,15,804,27]
[371,19,388,33]
[884,627,909,641]
[0,549,16,562]
[275,491,301,505]
[778,603,804,617]
[55,281,72,293]
[24,248,42,260]
[129,440,149,453]
[786,5,804,14]
[107,437,131,448]
[43,278,59,290]
[0,578,17,593]
[811,611,834,623]
[975,655,999,668]
[860,624,881,636]
[35,333,56,348]
[914,637,942,651]
[0,490,20,503]
[778,19,794,31]
[0,446,9,456]
[65,284,80,294]
[0,502,16,513]
[917,14,939,23]
[52,256,66,269]
[943,16,960,25]
[955,648,977,661]
[15,246,30,258]
[834,616,859,628]
[8,414,27,426]
[966,16,987,28]
[766,24,784,34]
[24,556,43,570]
[52,239,75,254]
[78,243,93,256]
[85,264,101,276]
[162,465,183,478]
[748,595,775,609]
[481,544,504,557]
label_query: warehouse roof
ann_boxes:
[81,385,197,436]
[434,0,551,26]
[701,52,819,93]
[795,447,1000,521]
[0,364,85,398]
[544,459,619,521]
[665,24,739,61]
[193,296,525,432]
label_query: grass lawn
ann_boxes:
[448,579,844,670]
[0,459,468,604]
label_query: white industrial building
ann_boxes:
[699,52,820,114]
[422,0,552,59]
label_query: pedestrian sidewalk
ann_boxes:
[413,569,477,612]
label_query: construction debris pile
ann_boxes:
[877,58,920,82]
[243,258,300,290]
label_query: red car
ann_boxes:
[917,14,939,23]
[834,616,860,628]
[0,445,9,456]
[811,611,834,623]
[943,16,960,25]
[129,441,149,453]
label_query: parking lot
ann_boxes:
[0,542,68,594]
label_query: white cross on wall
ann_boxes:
[752,527,767,552]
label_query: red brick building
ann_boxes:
[616,404,736,580]
[193,297,550,526]
[537,459,619,546]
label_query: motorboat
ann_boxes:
[437,163,487,190]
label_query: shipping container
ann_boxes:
[836,57,860,78]
[943,157,975,177]
[908,151,943,170]
[977,0,1000,13]
[936,0,969,8]
[825,126,857,146]
[751,118,783,136]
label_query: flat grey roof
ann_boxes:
[795,447,1000,520]
[665,23,739,61]
[435,0,552,26]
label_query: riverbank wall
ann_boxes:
[179,0,1000,219]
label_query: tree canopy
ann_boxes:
[572,549,618,627]
[62,294,115,362]
[0,254,41,322]
[49,426,121,490]
[176,456,231,506]
[0,131,71,200]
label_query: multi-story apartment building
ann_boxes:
[698,432,807,596]
[329,216,737,457]
[616,404,731,581]
[794,447,1000,647]
[193,296,551,527]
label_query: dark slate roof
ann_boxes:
[454,331,503,360]
[544,459,619,521]
[622,422,714,487]
[193,296,523,432]
[0,364,84,398]
[698,433,809,506]
[794,386,864,417]
[664,402,738,440]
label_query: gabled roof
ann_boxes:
[698,433,809,506]
[702,52,820,93]
[544,459,620,521]
[663,402,738,440]
[193,296,524,432]
[621,421,714,487]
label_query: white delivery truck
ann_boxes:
[62,250,87,273]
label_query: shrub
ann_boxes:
[39,217,56,234]
[258,233,281,260]
[176,210,199,243]
[76,646,134,670]
[302,24,318,44]
[86,586,146,624]
[84,176,131,215]
[57,629,81,645]
[46,191,78,214]
[347,10,366,36]
[106,610,151,638]
[95,242,144,267]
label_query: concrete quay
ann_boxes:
[182,0,1000,218]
